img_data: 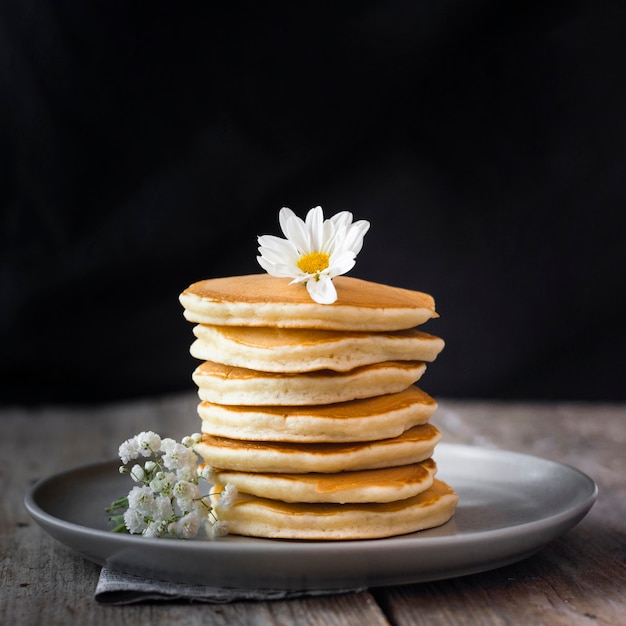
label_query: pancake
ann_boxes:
[197,386,437,442]
[190,324,444,373]
[179,266,456,540]
[195,423,441,473]
[192,360,427,406]
[211,479,458,540]
[180,274,438,331]
[213,459,437,504]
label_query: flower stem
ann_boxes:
[105,496,129,513]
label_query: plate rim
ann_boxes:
[24,442,598,586]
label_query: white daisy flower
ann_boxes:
[257,206,370,304]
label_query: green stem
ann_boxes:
[105,496,129,513]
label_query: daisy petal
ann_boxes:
[289,274,310,284]
[256,256,277,275]
[320,218,338,253]
[342,220,370,255]
[329,211,354,230]
[281,210,311,253]
[257,248,285,266]
[257,233,287,249]
[305,206,325,251]
[258,243,299,266]
[257,257,298,278]
[307,274,337,304]
[328,250,357,276]
[278,208,297,237]
[272,262,302,277]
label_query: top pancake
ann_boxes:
[180,274,438,331]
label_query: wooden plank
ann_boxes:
[2,396,390,625]
[375,401,626,626]
[3,397,625,625]
[373,522,626,625]
[5,529,388,626]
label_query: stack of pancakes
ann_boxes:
[179,274,458,540]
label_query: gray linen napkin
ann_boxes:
[95,567,365,604]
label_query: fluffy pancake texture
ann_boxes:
[190,324,444,373]
[211,479,459,540]
[197,387,438,443]
[179,269,456,540]
[193,360,427,406]
[195,424,441,473]
[213,459,438,503]
[180,274,438,331]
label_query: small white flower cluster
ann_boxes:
[107,431,236,540]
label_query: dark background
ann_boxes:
[1,1,624,405]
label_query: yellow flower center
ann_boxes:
[297,252,330,275]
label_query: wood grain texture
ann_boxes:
[2,394,624,625]
[376,401,626,626]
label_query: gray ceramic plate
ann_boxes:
[25,443,597,590]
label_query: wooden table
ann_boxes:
[3,394,625,625]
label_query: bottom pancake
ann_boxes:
[212,479,458,540]
[213,459,437,504]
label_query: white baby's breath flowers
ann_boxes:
[130,464,145,482]
[257,206,370,304]
[107,431,232,540]
[210,520,229,539]
[169,511,202,539]
[148,470,175,495]
[136,431,162,455]
[123,507,147,534]
[118,439,140,465]
[198,463,215,482]
[173,480,200,511]
[127,485,156,516]
[118,430,162,464]
[216,483,238,510]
